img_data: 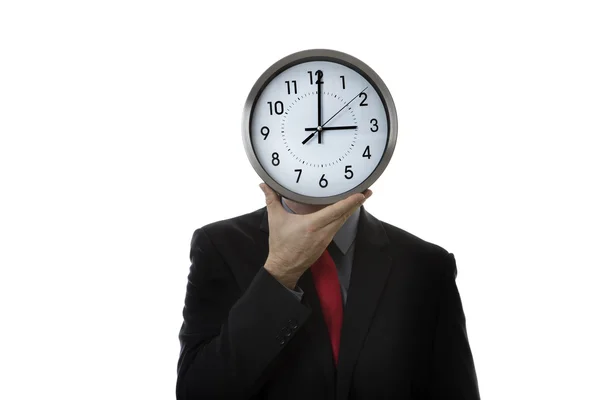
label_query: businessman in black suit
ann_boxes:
[176,184,480,399]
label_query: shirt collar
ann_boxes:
[281,197,359,255]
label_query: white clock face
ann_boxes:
[250,60,389,199]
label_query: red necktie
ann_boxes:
[311,249,344,366]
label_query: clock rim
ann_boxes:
[242,48,398,205]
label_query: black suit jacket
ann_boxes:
[176,206,480,399]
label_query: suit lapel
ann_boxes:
[297,269,338,392]
[336,207,392,400]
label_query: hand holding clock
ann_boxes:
[260,183,372,289]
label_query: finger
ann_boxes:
[309,192,366,229]
[323,192,369,233]
[259,183,284,215]
[317,190,374,231]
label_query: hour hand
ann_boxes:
[304,125,357,131]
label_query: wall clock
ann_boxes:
[242,49,397,205]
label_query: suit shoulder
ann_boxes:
[191,207,265,248]
[378,219,456,278]
[380,219,451,257]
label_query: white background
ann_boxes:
[1,1,598,399]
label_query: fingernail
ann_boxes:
[364,190,373,200]
[259,183,265,193]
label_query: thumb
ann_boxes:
[259,183,284,214]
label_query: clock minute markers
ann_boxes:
[302,86,368,145]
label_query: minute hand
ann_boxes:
[301,87,368,145]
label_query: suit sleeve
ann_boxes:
[283,284,305,301]
[176,228,312,399]
[428,253,481,399]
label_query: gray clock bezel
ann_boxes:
[241,49,398,205]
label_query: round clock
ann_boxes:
[242,49,397,205]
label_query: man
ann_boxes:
[176,184,480,399]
